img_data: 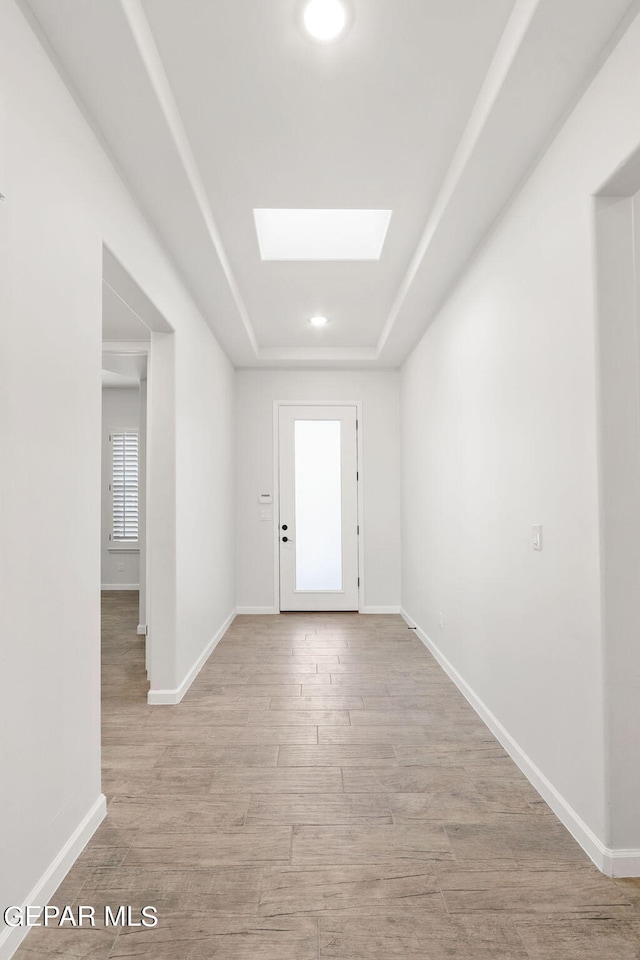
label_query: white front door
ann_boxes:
[278,405,359,612]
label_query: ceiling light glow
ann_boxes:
[303,0,348,42]
[309,316,329,326]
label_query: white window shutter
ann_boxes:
[111,431,139,542]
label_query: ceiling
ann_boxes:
[24,0,640,368]
[102,351,148,385]
[101,370,142,389]
[102,245,173,341]
[102,281,151,341]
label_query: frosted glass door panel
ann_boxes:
[294,420,342,591]
[278,404,358,612]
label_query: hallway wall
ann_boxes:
[0,0,235,944]
[235,370,401,613]
[401,9,640,865]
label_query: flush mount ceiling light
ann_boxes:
[309,315,329,326]
[300,0,352,43]
[254,209,392,261]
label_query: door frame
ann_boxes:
[272,400,364,614]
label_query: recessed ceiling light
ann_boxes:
[254,209,392,261]
[301,0,349,42]
[309,316,329,327]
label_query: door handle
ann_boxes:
[282,536,295,543]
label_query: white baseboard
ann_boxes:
[606,849,640,877]
[401,608,640,878]
[101,584,139,591]
[236,606,278,615]
[0,794,107,960]
[235,606,402,616]
[136,624,147,636]
[360,606,401,615]
[147,609,236,705]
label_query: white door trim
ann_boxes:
[272,401,364,614]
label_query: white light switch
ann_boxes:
[532,525,543,551]
[260,510,272,521]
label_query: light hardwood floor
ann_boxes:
[14,592,640,958]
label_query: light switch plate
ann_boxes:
[533,524,543,550]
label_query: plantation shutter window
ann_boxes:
[110,431,139,543]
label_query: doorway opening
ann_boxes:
[101,246,174,697]
[594,161,640,855]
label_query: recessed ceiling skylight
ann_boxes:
[254,209,392,261]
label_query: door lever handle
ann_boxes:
[282,536,295,543]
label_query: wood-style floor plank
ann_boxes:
[12,595,640,960]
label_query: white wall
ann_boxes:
[236,370,401,613]
[0,1,235,948]
[175,321,235,684]
[101,387,141,589]
[138,378,148,627]
[594,187,640,857]
[401,10,640,866]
